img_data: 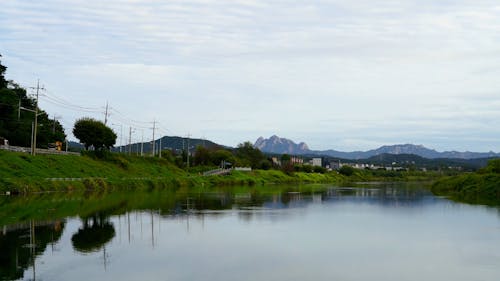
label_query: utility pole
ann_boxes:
[159,135,162,158]
[104,101,109,125]
[18,99,21,120]
[186,133,191,168]
[151,120,156,157]
[30,80,44,155]
[52,115,61,133]
[128,126,133,155]
[141,130,144,156]
[31,122,34,155]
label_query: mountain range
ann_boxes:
[114,136,222,153]
[69,136,221,153]
[254,135,499,160]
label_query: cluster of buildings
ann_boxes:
[270,154,409,172]
[271,156,324,167]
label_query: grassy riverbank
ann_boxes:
[0,150,344,193]
[431,159,500,205]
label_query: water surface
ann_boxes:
[1,184,500,281]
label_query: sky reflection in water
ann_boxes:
[2,185,500,281]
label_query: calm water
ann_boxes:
[1,184,500,281]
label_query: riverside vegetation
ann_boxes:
[0,147,448,194]
[431,159,500,205]
[0,149,345,193]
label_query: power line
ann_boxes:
[30,89,170,146]
[42,91,102,111]
[41,97,103,113]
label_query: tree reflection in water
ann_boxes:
[71,213,115,254]
[0,221,65,281]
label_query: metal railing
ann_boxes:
[0,145,80,156]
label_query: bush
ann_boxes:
[313,166,326,174]
[338,165,355,176]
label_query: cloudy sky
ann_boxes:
[1,0,499,152]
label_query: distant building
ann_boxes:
[271,157,281,166]
[290,156,303,165]
[272,156,303,166]
[312,158,322,167]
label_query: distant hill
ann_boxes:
[357,153,493,171]
[68,141,84,152]
[114,136,223,154]
[254,135,499,160]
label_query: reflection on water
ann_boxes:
[71,213,115,254]
[1,184,500,281]
[0,220,64,281]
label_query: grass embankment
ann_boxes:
[431,159,500,205]
[0,150,344,193]
[0,150,190,192]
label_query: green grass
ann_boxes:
[0,150,346,193]
[1,149,450,195]
[0,150,189,192]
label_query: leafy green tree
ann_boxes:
[0,55,66,147]
[301,164,313,173]
[235,141,265,169]
[211,149,235,166]
[193,145,211,166]
[73,118,116,150]
[0,54,7,89]
[259,159,272,170]
[280,154,291,163]
[338,165,355,176]
[480,159,500,174]
[313,166,326,173]
[160,149,175,163]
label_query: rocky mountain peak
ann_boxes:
[254,135,311,155]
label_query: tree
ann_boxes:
[338,165,355,176]
[0,54,7,89]
[281,154,291,163]
[193,145,211,166]
[0,55,66,147]
[235,141,265,169]
[73,118,116,150]
[211,149,235,166]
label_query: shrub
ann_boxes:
[338,165,355,176]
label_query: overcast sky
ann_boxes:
[1,0,499,152]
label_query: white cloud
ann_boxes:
[1,0,499,151]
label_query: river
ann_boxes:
[1,183,500,280]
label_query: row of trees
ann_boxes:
[191,142,271,169]
[189,143,328,174]
[0,54,66,148]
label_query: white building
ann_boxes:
[312,158,322,167]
